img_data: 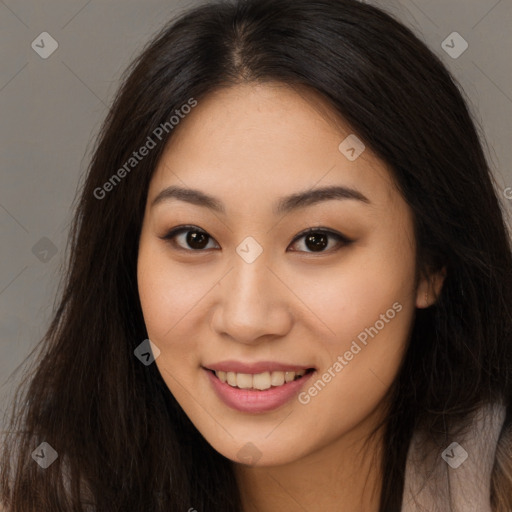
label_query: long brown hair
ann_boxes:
[2,0,511,510]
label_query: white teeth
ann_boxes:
[253,371,271,390]
[226,372,236,386]
[214,369,308,390]
[236,373,253,389]
[270,371,285,387]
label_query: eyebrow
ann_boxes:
[151,184,371,215]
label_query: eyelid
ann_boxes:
[159,225,353,253]
[291,226,352,243]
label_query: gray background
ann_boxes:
[1,0,511,430]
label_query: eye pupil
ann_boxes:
[305,232,328,252]
[187,231,209,249]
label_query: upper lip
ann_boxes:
[204,360,315,374]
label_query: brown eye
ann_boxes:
[288,228,352,254]
[160,226,218,251]
[183,230,210,250]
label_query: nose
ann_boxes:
[209,255,293,345]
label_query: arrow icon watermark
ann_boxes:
[338,134,365,161]
[236,236,263,263]
[31,441,58,469]
[31,32,59,59]
[134,339,161,366]
[441,441,468,468]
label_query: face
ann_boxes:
[137,82,434,467]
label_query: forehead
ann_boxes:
[148,83,399,213]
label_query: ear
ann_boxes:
[415,266,447,308]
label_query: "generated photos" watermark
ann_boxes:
[94,98,198,200]
[298,301,403,405]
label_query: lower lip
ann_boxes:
[204,368,316,413]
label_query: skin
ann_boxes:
[137,82,445,512]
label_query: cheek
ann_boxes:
[296,250,415,347]
[137,248,207,401]
[137,244,203,353]
[299,280,414,434]
[298,243,417,414]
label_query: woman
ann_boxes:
[1,0,511,510]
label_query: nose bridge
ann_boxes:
[212,246,291,342]
[226,232,274,303]
[226,248,275,314]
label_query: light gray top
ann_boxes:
[402,402,507,512]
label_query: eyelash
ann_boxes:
[159,225,353,254]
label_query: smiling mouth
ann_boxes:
[207,368,315,391]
